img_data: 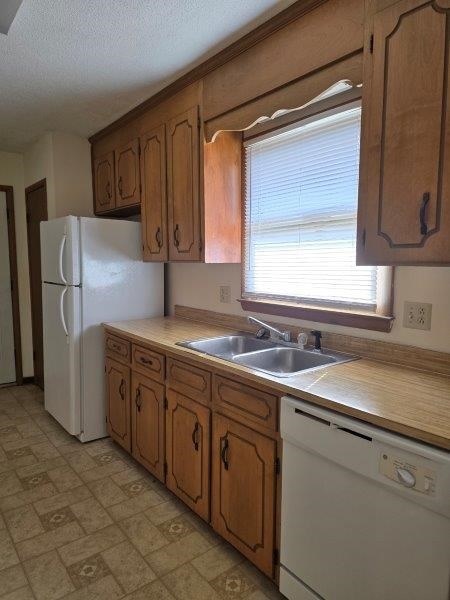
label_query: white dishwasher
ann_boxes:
[280,396,450,600]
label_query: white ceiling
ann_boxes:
[0,0,296,152]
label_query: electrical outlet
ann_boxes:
[219,285,231,303]
[403,301,432,331]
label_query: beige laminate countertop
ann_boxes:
[104,316,450,451]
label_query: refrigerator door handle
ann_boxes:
[59,234,67,285]
[59,286,69,339]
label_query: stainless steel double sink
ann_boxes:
[177,334,357,378]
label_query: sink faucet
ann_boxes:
[311,330,322,352]
[247,316,291,342]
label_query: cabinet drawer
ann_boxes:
[132,344,165,383]
[213,375,278,433]
[166,357,211,405]
[105,333,130,364]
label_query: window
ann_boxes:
[241,103,394,332]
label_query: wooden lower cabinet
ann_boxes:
[105,335,279,579]
[105,357,131,452]
[131,372,165,482]
[165,389,210,521]
[211,413,277,577]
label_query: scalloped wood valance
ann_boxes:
[204,52,363,143]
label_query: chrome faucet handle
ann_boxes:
[297,332,308,349]
[255,327,270,339]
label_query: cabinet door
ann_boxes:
[167,106,201,261]
[141,125,167,261]
[116,138,140,208]
[131,372,165,482]
[358,0,450,265]
[211,414,276,576]
[94,152,115,213]
[166,389,210,521]
[105,358,131,452]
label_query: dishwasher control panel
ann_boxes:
[379,453,436,495]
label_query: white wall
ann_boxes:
[0,151,33,377]
[167,263,450,353]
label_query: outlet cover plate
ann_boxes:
[403,301,432,331]
[219,285,231,303]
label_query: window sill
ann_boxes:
[238,298,394,333]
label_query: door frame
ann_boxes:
[0,185,22,385]
[25,179,48,389]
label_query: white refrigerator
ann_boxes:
[40,216,163,442]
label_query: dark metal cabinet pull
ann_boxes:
[106,181,111,200]
[135,387,142,412]
[173,224,180,247]
[118,176,123,195]
[192,422,199,451]
[420,192,430,235]
[155,227,163,248]
[119,378,125,400]
[221,437,229,470]
[140,356,153,366]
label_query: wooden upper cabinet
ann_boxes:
[141,125,167,261]
[115,138,141,208]
[211,414,276,577]
[167,106,201,261]
[131,372,165,482]
[358,0,450,265]
[166,389,210,521]
[105,357,131,452]
[94,152,115,213]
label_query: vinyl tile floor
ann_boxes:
[0,384,284,600]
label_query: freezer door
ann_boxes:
[42,283,81,435]
[41,216,80,285]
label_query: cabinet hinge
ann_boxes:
[369,34,374,54]
[273,549,279,565]
[164,461,168,476]
[275,457,281,475]
[164,398,168,410]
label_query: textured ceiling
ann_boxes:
[0,0,296,152]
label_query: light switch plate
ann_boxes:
[403,301,432,331]
[219,285,231,303]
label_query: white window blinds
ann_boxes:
[243,105,378,311]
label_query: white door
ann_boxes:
[42,283,81,435]
[0,192,15,384]
[40,216,80,285]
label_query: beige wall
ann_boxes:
[24,132,93,219]
[52,132,93,218]
[0,151,33,377]
[0,132,93,379]
[167,263,450,353]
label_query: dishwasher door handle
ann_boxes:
[332,424,372,442]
